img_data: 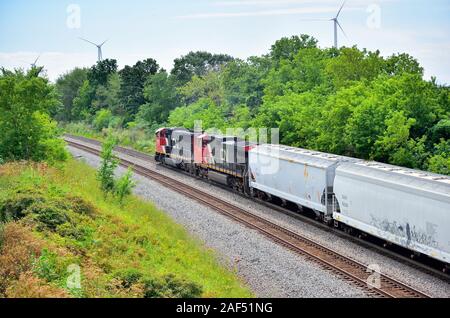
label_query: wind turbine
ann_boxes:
[300,1,347,48]
[331,1,347,48]
[79,37,108,62]
[19,54,41,68]
[30,54,41,68]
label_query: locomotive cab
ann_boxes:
[155,128,172,161]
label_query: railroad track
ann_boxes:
[65,136,431,298]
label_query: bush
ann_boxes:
[115,168,136,205]
[0,191,47,223]
[97,137,119,195]
[114,268,143,289]
[0,69,67,164]
[0,189,95,238]
[93,109,113,131]
[33,249,60,282]
[142,274,203,298]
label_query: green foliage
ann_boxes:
[119,58,160,120]
[55,68,89,122]
[325,47,385,88]
[33,249,61,282]
[142,274,203,298]
[137,70,180,125]
[270,34,318,63]
[427,139,450,175]
[115,168,136,205]
[169,98,226,130]
[221,57,269,109]
[0,68,68,163]
[93,109,115,131]
[179,71,224,105]
[171,51,233,86]
[97,137,119,195]
[88,59,118,87]
[91,73,122,116]
[72,80,94,120]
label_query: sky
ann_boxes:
[0,0,449,83]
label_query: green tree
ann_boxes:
[325,47,385,89]
[137,70,180,125]
[427,139,450,175]
[72,80,94,120]
[178,71,224,106]
[55,68,88,121]
[270,34,318,63]
[88,59,118,87]
[119,59,160,119]
[0,68,68,163]
[91,73,122,115]
[171,51,233,86]
[97,137,119,195]
[221,57,270,109]
[168,98,226,130]
[384,53,423,76]
[264,47,331,100]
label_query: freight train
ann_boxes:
[155,127,450,270]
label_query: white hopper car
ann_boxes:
[249,144,450,265]
[334,161,450,264]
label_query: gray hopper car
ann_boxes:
[334,161,450,264]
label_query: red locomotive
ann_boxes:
[155,127,255,193]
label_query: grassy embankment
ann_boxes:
[0,159,252,298]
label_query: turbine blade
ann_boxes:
[336,20,348,39]
[99,39,108,47]
[79,37,98,46]
[336,0,346,18]
[34,54,41,65]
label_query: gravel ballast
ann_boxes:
[67,138,450,298]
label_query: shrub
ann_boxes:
[93,109,113,131]
[115,168,136,205]
[142,274,203,298]
[65,196,97,216]
[33,249,60,282]
[114,268,143,289]
[28,202,69,231]
[97,137,119,195]
[0,191,47,223]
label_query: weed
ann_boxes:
[115,168,136,205]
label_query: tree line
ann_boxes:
[54,34,449,175]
